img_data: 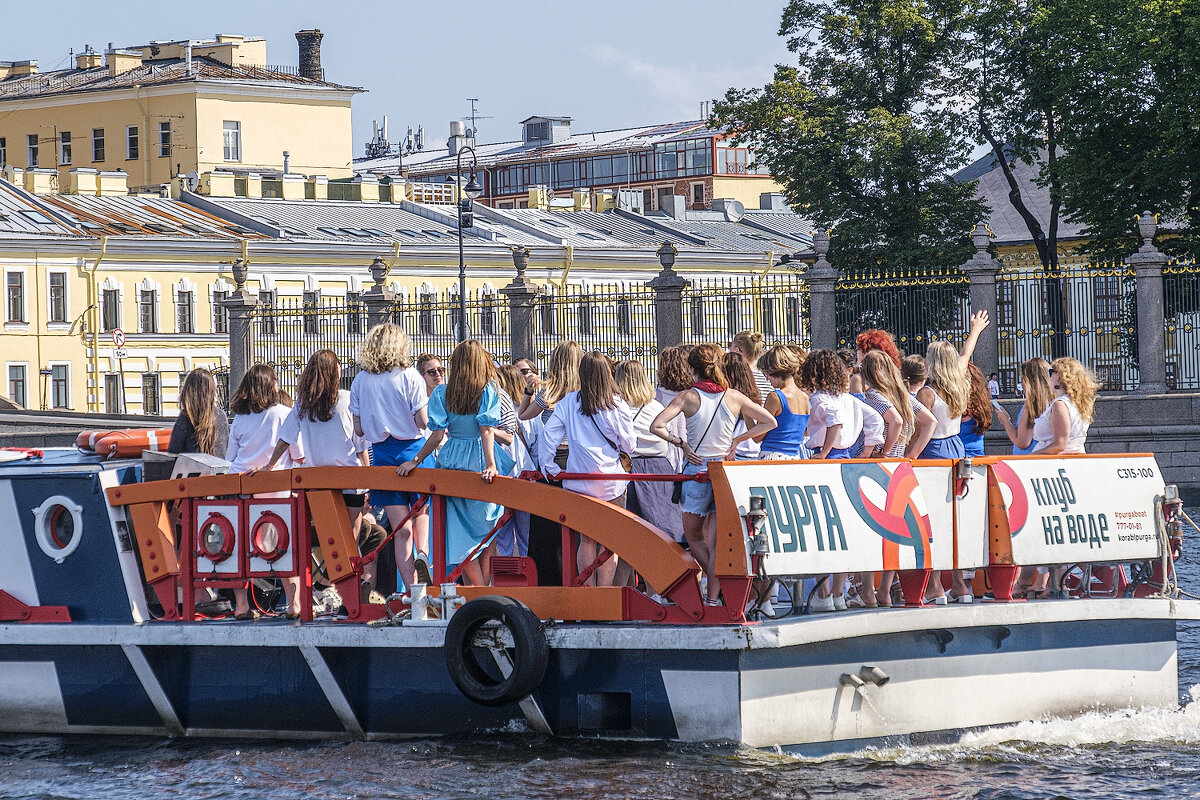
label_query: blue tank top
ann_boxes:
[760,389,810,456]
[957,416,985,457]
[1012,406,1036,455]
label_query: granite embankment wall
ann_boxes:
[5,394,1200,500]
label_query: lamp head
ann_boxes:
[464,171,483,199]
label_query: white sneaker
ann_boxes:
[413,552,433,586]
[758,598,775,617]
[810,594,836,613]
[833,594,847,611]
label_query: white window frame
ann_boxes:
[6,361,29,409]
[5,269,28,327]
[47,270,69,326]
[137,278,160,334]
[0,136,7,168]
[173,278,197,334]
[26,133,38,168]
[104,371,125,414]
[141,371,162,415]
[59,131,72,166]
[100,277,123,332]
[126,125,139,161]
[210,279,232,335]
[222,121,241,162]
[92,128,105,162]
[158,121,171,158]
[48,361,71,410]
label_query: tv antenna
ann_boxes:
[464,98,492,141]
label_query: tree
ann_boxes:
[712,0,986,279]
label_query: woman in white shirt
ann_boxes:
[226,364,293,619]
[257,350,370,602]
[1033,357,1097,454]
[349,324,430,588]
[540,351,636,587]
[615,359,684,543]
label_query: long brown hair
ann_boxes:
[179,368,219,454]
[229,363,279,416]
[964,361,993,429]
[495,364,524,407]
[859,350,914,441]
[297,349,341,422]
[687,343,728,388]
[579,350,619,416]
[445,339,494,415]
[722,352,760,404]
[1021,358,1053,420]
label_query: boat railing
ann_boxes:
[103,453,1179,625]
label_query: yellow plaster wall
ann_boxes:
[710,175,785,209]
[194,94,354,177]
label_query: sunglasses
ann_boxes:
[424,367,446,376]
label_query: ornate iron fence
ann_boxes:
[995,255,1138,392]
[683,272,811,349]
[251,296,369,397]
[835,265,971,355]
[534,282,659,371]
[1163,256,1200,389]
[391,289,510,365]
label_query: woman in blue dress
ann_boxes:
[956,362,994,457]
[397,340,514,586]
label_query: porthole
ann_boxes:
[33,496,84,563]
[196,512,236,563]
[250,512,290,563]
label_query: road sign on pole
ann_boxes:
[112,328,126,348]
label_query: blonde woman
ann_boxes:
[1032,357,1097,454]
[994,358,1054,455]
[348,323,431,587]
[519,340,582,423]
[730,329,772,400]
[615,359,684,542]
[917,341,970,460]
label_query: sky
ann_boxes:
[3,0,796,156]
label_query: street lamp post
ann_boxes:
[455,146,484,342]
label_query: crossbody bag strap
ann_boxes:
[590,413,621,455]
[693,390,727,451]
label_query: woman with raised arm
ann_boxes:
[396,340,514,586]
[540,351,636,586]
[957,362,994,458]
[651,343,776,606]
[349,324,431,588]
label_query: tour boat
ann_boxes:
[0,441,1195,753]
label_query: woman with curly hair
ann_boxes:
[849,329,902,394]
[800,350,867,460]
[655,346,692,470]
[651,343,776,606]
[349,323,431,587]
[957,362,994,458]
[1033,357,1097,454]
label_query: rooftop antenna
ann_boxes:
[464,98,492,142]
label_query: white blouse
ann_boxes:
[279,390,367,470]
[1032,395,1089,454]
[227,404,290,473]
[805,391,865,450]
[348,366,428,443]
[539,392,636,501]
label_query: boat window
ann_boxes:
[33,495,84,563]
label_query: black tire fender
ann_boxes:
[443,595,549,707]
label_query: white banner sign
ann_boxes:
[989,455,1164,564]
[717,459,988,576]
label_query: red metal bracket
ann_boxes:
[0,590,71,623]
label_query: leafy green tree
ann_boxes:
[712,0,986,279]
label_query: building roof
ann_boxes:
[956,148,1087,245]
[356,120,718,176]
[0,56,359,102]
[36,193,270,238]
[0,180,82,237]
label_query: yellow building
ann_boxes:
[0,30,360,193]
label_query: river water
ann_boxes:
[2,553,1198,799]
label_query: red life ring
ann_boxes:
[196,511,236,563]
[81,428,173,458]
[249,511,290,563]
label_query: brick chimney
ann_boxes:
[295,29,323,80]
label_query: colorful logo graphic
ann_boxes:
[840,462,933,569]
[990,460,1029,536]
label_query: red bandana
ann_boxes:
[693,380,725,394]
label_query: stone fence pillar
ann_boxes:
[502,245,540,364]
[961,222,1002,378]
[221,258,257,394]
[1128,211,1168,393]
[805,229,838,351]
[648,241,687,350]
[362,256,396,329]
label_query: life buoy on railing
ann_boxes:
[249,511,290,563]
[443,595,548,707]
[76,428,172,458]
[196,512,236,563]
